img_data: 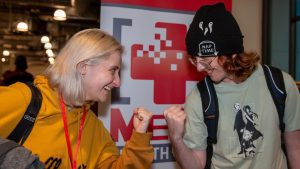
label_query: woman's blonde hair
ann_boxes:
[45,28,123,107]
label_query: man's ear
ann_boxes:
[188,57,197,67]
[77,61,87,75]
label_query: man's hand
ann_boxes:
[163,105,186,142]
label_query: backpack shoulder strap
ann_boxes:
[7,82,42,145]
[197,77,219,169]
[197,77,219,144]
[262,65,286,132]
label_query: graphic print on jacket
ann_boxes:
[44,156,87,169]
[233,103,264,158]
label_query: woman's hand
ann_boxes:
[133,107,153,133]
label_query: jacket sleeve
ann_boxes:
[96,130,154,169]
[0,83,31,137]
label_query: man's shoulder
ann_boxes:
[2,71,34,85]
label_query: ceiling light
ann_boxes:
[16,22,28,32]
[47,52,55,57]
[46,49,53,55]
[1,58,6,62]
[46,49,55,57]
[41,36,50,43]
[54,9,67,21]
[44,42,52,49]
[3,50,10,56]
[48,57,55,64]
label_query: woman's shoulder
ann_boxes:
[7,82,32,102]
[86,111,107,131]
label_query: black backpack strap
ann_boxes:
[7,82,42,145]
[197,77,219,169]
[262,65,286,132]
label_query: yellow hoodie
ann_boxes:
[0,75,154,169]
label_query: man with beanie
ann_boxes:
[164,3,300,169]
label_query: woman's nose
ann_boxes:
[113,74,121,87]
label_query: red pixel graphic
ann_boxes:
[131,22,205,104]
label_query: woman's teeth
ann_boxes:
[104,86,111,91]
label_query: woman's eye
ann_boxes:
[110,68,118,75]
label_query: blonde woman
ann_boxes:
[0,29,154,169]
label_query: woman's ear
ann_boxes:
[232,54,237,59]
[77,61,87,75]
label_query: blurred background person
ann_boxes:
[1,55,34,86]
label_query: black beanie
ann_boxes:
[186,3,244,57]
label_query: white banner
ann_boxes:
[99,1,231,168]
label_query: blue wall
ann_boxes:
[270,0,289,72]
[296,0,300,80]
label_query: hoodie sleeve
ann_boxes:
[96,130,154,169]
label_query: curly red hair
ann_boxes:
[217,52,260,83]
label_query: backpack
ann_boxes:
[0,137,45,169]
[0,82,44,169]
[197,65,286,169]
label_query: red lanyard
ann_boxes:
[60,95,87,169]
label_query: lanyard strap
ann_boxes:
[60,95,87,169]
